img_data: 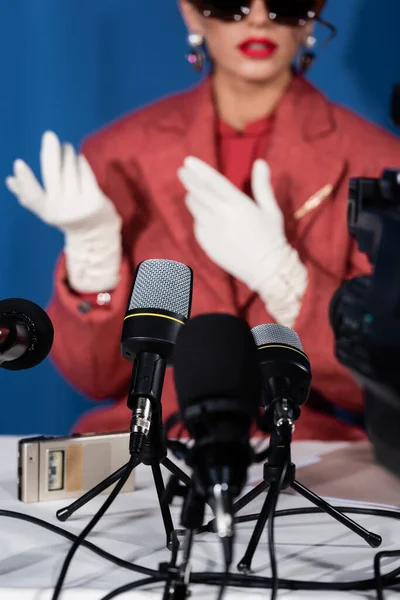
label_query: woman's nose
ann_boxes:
[246,0,272,27]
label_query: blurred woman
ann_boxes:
[6,0,400,439]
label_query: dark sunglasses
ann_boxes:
[190,0,324,26]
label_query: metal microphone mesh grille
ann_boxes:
[129,259,192,318]
[251,323,304,351]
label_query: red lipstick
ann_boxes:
[238,37,277,59]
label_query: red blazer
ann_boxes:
[47,76,400,440]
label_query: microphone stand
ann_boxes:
[56,360,192,549]
[200,400,383,573]
[56,419,191,548]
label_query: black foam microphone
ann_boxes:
[174,313,261,567]
[0,298,54,371]
[121,259,193,456]
[251,323,311,438]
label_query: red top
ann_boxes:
[216,115,277,319]
[217,116,274,193]
[47,75,400,440]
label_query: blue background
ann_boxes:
[0,0,399,435]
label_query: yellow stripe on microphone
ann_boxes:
[123,312,185,325]
[258,344,308,360]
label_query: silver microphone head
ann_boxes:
[129,259,193,318]
[251,323,304,352]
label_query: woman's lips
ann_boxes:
[238,38,278,59]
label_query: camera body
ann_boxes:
[331,169,400,476]
[331,170,400,407]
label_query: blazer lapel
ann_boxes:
[266,77,348,248]
[235,77,348,312]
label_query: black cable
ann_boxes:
[99,576,164,600]
[3,507,400,591]
[192,503,400,592]
[0,509,158,577]
[276,506,400,521]
[217,568,229,600]
[93,567,400,600]
[235,505,400,527]
[51,453,139,600]
[0,505,400,594]
[3,506,400,592]
[268,460,289,600]
[190,570,400,591]
[374,550,400,600]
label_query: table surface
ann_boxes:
[0,437,399,599]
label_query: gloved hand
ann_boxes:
[178,156,308,327]
[5,131,122,293]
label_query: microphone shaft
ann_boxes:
[213,483,234,568]
[213,483,233,539]
[128,352,167,455]
[129,397,152,455]
[127,352,166,410]
[274,398,295,437]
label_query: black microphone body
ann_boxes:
[0,299,54,371]
[252,324,311,437]
[121,259,193,457]
[174,313,261,567]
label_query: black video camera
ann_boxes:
[330,169,400,406]
[330,84,400,477]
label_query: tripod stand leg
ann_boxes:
[233,481,270,514]
[237,482,278,573]
[56,462,131,522]
[161,530,180,600]
[291,480,382,548]
[151,461,175,549]
[197,480,270,536]
[162,456,192,487]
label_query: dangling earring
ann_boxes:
[187,32,206,72]
[299,35,317,75]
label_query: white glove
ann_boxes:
[5,131,122,293]
[178,157,308,327]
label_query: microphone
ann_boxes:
[251,324,311,439]
[121,259,193,456]
[173,313,261,568]
[0,298,54,371]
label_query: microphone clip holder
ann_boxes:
[273,398,295,437]
[257,396,300,436]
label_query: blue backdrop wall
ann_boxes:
[0,0,399,435]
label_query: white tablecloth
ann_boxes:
[0,437,399,599]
